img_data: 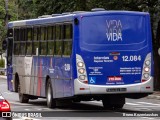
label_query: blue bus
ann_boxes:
[3,9,153,109]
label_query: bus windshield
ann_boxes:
[80,14,147,51]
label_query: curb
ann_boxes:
[0,75,7,79]
[147,95,160,100]
[147,91,160,99]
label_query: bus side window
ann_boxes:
[40,27,47,55]
[14,28,20,55]
[55,24,62,56]
[63,24,72,56]
[33,27,39,55]
[47,26,55,55]
[19,28,26,55]
[26,28,32,55]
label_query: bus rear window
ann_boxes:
[80,15,148,51]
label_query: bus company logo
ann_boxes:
[108,76,122,82]
[113,56,118,60]
[106,20,122,42]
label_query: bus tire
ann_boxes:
[113,104,124,109]
[102,97,125,109]
[18,83,29,103]
[14,73,19,92]
[102,99,113,109]
[46,79,56,108]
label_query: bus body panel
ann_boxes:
[6,11,153,101]
[12,56,73,98]
[74,12,153,95]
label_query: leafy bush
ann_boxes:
[0,59,4,68]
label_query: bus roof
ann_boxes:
[8,10,149,28]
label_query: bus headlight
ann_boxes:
[78,68,85,74]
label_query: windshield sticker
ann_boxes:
[106,20,122,42]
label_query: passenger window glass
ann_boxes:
[48,41,54,55]
[55,41,62,56]
[14,29,19,41]
[63,23,72,56]
[27,28,32,41]
[47,26,53,40]
[33,42,39,55]
[63,41,72,56]
[14,42,20,55]
[56,25,61,40]
[19,43,25,55]
[26,42,32,55]
[40,42,47,55]
[41,27,46,40]
[65,24,72,39]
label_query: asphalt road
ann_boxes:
[0,78,160,120]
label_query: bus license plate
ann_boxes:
[106,88,126,92]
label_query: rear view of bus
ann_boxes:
[74,11,153,109]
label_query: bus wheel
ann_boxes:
[102,97,125,109]
[102,99,113,109]
[113,104,124,109]
[46,80,56,108]
[113,97,125,109]
[18,83,29,103]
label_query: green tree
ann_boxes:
[0,0,6,49]
[2,0,160,89]
[15,0,35,19]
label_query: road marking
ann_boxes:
[125,102,140,106]
[141,117,156,119]
[0,83,7,85]
[9,101,31,106]
[89,101,102,104]
[2,91,13,94]
[36,108,42,111]
[89,101,159,107]
[137,102,160,106]
[91,101,142,106]
[134,106,160,108]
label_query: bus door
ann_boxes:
[7,29,13,91]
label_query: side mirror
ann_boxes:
[2,39,7,50]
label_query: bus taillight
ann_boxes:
[141,53,151,83]
[77,62,84,67]
[144,67,150,72]
[79,75,86,80]
[78,68,85,74]
[76,54,88,84]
